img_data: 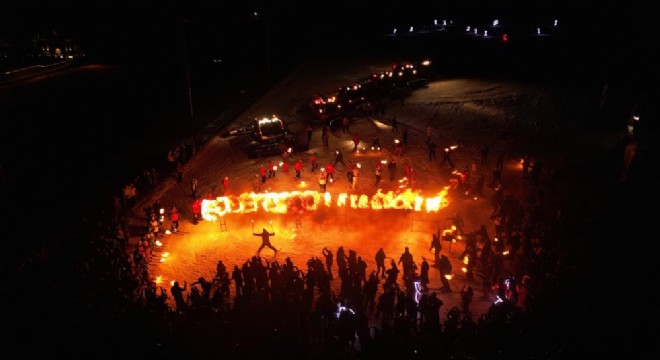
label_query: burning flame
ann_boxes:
[201,188,450,220]
[445,274,453,280]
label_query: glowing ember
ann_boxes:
[445,274,453,280]
[502,250,510,255]
[463,256,469,264]
[461,267,467,273]
[165,230,172,235]
[155,275,162,284]
[155,240,163,247]
[201,188,450,220]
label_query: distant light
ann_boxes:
[434,19,438,25]
[421,60,431,66]
[493,19,499,26]
[409,26,414,32]
[502,33,508,42]
[393,28,397,34]
[474,28,478,35]
[443,20,447,26]
[537,27,541,35]
[484,30,488,37]
[466,26,471,32]
[554,19,558,27]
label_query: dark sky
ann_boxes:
[2,1,648,41]
[1,1,655,83]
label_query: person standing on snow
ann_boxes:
[190,178,198,199]
[322,247,334,279]
[374,162,382,187]
[306,123,313,145]
[388,158,397,182]
[222,176,230,195]
[375,248,386,278]
[430,233,442,261]
[310,152,318,172]
[322,125,330,147]
[351,165,359,189]
[325,163,335,182]
[319,169,327,192]
[268,160,276,179]
[169,206,180,233]
[352,133,360,152]
[342,116,350,133]
[334,148,346,167]
[192,198,202,225]
[171,281,188,313]
[420,257,430,291]
[442,147,455,168]
[428,140,437,161]
[254,228,278,254]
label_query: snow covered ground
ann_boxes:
[126,49,624,322]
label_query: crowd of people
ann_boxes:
[7,104,650,359]
[24,136,591,358]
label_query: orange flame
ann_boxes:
[201,188,450,220]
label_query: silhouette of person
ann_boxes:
[375,248,386,278]
[461,285,474,315]
[254,228,278,254]
[430,233,442,260]
[170,281,188,313]
[322,247,334,279]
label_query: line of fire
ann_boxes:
[201,188,450,220]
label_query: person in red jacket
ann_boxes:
[259,164,267,183]
[325,163,335,182]
[294,159,303,179]
[192,198,202,224]
[310,152,318,172]
[222,176,230,195]
[352,133,360,152]
[169,206,180,232]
